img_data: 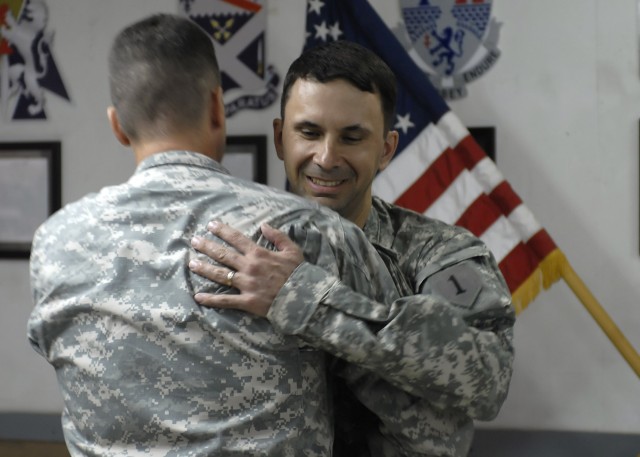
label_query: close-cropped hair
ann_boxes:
[281,40,397,133]
[108,14,221,141]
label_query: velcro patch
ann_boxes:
[426,263,482,309]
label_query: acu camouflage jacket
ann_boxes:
[28,151,401,457]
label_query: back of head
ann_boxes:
[108,14,221,142]
[281,40,397,133]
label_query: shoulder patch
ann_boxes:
[426,263,482,309]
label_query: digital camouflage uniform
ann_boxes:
[281,197,515,457]
[27,151,402,457]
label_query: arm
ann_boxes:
[189,221,514,419]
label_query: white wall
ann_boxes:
[1,0,638,434]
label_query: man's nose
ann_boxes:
[313,138,341,169]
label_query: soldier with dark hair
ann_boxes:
[190,40,515,456]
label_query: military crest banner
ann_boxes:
[395,0,501,100]
[180,0,279,118]
[0,0,70,120]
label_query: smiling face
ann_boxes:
[274,78,398,227]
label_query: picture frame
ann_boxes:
[223,135,267,184]
[0,142,61,259]
[469,126,496,162]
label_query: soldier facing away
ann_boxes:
[26,14,416,456]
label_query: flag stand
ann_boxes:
[560,260,640,379]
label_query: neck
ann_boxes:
[351,197,372,229]
[131,132,222,164]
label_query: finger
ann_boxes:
[208,220,256,254]
[191,236,240,268]
[189,259,241,288]
[260,223,302,253]
[194,293,246,310]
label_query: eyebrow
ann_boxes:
[293,120,320,130]
[292,120,372,135]
[343,124,368,133]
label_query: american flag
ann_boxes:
[302,0,564,313]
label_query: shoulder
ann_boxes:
[32,180,132,256]
[371,198,497,281]
[35,193,98,237]
[373,196,480,247]
[282,206,379,272]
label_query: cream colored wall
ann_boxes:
[1,0,638,434]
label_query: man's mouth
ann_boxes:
[308,176,345,187]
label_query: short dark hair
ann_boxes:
[280,40,397,133]
[108,14,220,141]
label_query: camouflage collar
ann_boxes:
[135,150,228,175]
[363,197,383,245]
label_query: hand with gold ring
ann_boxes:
[189,220,304,317]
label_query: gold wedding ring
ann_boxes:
[226,270,236,287]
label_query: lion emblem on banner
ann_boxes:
[395,0,501,100]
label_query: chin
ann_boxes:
[314,197,344,214]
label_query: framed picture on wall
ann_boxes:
[469,126,496,162]
[223,135,267,184]
[0,142,61,258]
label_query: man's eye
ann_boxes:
[342,135,362,144]
[301,130,320,138]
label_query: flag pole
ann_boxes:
[560,260,640,379]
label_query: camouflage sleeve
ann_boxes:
[333,364,477,457]
[27,225,47,356]
[27,214,81,357]
[267,262,394,335]
[415,246,515,419]
[266,216,401,337]
[269,240,514,421]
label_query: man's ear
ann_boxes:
[379,129,399,171]
[273,118,284,161]
[107,106,130,146]
[210,86,225,129]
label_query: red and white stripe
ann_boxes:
[373,110,557,296]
